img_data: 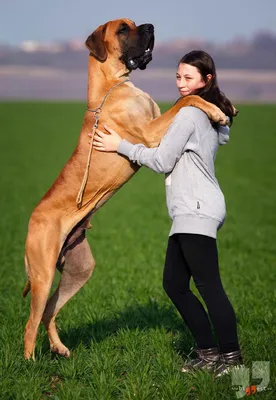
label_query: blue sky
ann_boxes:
[1,0,275,45]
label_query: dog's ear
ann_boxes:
[85,23,107,62]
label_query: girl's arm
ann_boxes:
[92,108,195,174]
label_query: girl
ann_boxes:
[89,50,244,377]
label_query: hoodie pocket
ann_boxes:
[200,183,226,222]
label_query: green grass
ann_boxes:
[0,102,275,399]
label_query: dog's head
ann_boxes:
[85,18,154,71]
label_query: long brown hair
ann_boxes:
[179,50,235,125]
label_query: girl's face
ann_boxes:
[176,63,211,97]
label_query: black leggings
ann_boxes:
[163,233,240,353]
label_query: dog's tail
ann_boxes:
[22,280,31,297]
[22,254,31,297]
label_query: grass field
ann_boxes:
[0,102,275,399]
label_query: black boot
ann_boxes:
[181,346,220,373]
[214,349,244,378]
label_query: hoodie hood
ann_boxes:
[218,125,230,145]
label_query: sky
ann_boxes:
[0,0,275,46]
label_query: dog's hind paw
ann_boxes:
[51,343,71,358]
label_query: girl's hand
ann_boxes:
[88,125,122,152]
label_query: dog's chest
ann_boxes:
[126,83,160,119]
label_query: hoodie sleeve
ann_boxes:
[218,125,230,145]
[117,109,195,173]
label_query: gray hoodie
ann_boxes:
[118,106,230,239]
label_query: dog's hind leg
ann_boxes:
[24,226,59,360]
[42,231,95,357]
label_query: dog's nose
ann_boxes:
[140,24,154,33]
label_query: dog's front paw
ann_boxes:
[209,104,228,126]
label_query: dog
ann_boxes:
[23,18,229,360]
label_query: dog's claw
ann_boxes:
[233,106,239,116]
[216,115,227,126]
[24,350,35,361]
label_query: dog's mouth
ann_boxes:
[122,36,154,71]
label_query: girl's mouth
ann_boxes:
[179,89,189,95]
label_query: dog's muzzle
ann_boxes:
[122,24,155,71]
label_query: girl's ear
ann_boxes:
[206,74,212,82]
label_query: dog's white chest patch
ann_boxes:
[165,173,172,186]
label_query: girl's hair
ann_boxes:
[179,50,235,125]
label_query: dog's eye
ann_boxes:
[118,25,128,34]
